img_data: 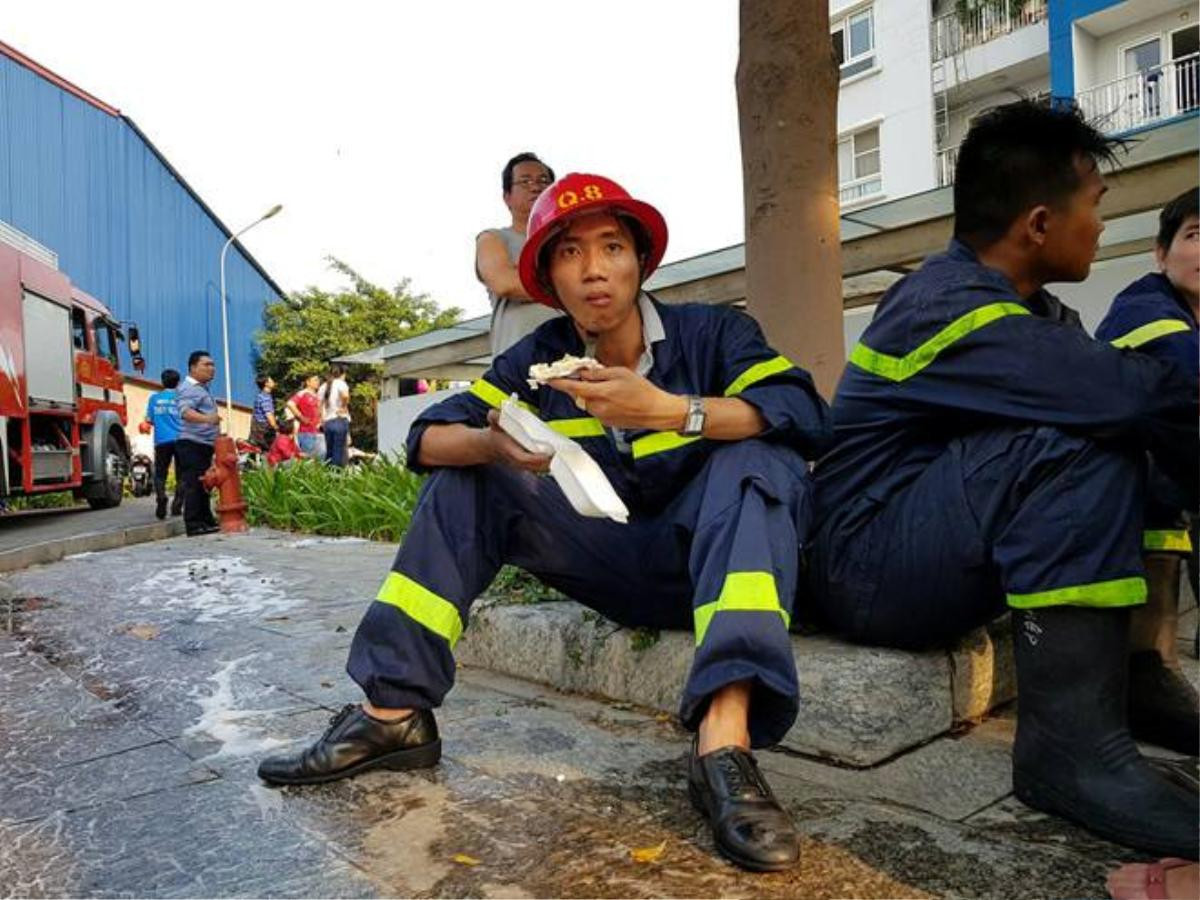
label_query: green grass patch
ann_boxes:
[241,457,424,542]
[4,490,79,511]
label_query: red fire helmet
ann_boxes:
[517,173,668,308]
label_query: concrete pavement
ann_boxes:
[0,528,1179,898]
[0,496,183,573]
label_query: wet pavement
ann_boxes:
[0,529,1173,898]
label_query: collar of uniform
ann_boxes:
[634,292,666,377]
[1147,271,1199,327]
[185,376,200,386]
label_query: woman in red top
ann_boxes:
[286,374,323,458]
[267,420,301,467]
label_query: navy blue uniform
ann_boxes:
[808,241,1199,648]
[348,297,831,747]
[1095,272,1198,555]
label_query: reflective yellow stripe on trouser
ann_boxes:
[693,571,790,646]
[1144,530,1194,553]
[376,572,464,647]
[1006,576,1147,609]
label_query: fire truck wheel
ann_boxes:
[86,431,127,510]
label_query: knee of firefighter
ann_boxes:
[703,439,811,501]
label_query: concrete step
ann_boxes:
[456,600,1016,767]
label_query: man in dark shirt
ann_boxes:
[259,173,833,872]
[808,100,1198,859]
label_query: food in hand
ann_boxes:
[527,355,601,390]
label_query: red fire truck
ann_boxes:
[0,224,143,509]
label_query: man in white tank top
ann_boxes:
[475,152,564,355]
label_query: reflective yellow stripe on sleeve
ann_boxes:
[1109,319,1191,349]
[849,302,1030,382]
[723,355,795,396]
[693,571,790,646]
[1144,529,1194,553]
[376,572,464,646]
[1006,576,1147,610]
[468,379,533,412]
[547,417,606,438]
[631,430,702,460]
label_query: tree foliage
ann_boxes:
[255,258,460,450]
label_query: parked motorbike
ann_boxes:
[129,424,154,497]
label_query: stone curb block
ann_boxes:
[456,601,1013,767]
[0,520,186,573]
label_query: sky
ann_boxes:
[4,1,745,321]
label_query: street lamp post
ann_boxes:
[218,203,282,425]
[207,203,282,535]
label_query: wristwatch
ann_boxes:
[680,395,706,437]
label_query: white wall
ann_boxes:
[377,387,466,456]
[1081,6,1194,89]
[834,0,937,206]
[946,74,1051,146]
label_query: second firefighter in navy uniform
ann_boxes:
[807,101,1199,859]
[1094,187,1200,758]
[258,173,832,872]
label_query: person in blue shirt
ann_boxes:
[258,173,832,872]
[1095,187,1199,756]
[143,368,184,520]
[807,101,1197,859]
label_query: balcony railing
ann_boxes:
[839,175,883,206]
[931,0,1047,63]
[1077,53,1200,134]
[935,145,961,187]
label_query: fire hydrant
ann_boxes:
[201,435,249,533]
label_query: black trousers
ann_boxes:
[153,441,184,507]
[175,439,216,531]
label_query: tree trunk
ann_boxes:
[737,0,844,399]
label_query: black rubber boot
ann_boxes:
[1129,649,1200,755]
[1012,606,1199,859]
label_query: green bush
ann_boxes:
[5,490,78,511]
[241,457,424,542]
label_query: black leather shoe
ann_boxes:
[170,497,183,516]
[257,704,441,786]
[688,742,800,872]
[155,497,167,520]
[186,524,219,536]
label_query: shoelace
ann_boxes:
[718,751,770,799]
[321,704,357,739]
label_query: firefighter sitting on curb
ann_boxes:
[806,100,1199,860]
[257,173,833,872]
[1095,187,1199,758]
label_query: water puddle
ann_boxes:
[184,655,288,759]
[127,557,300,623]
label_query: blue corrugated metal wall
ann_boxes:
[0,51,281,407]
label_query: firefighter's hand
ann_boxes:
[485,410,552,474]
[548,367,687,430]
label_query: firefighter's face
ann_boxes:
[1039,156,1106,283]
[547,212,641,335]
[1157,214,1200,305]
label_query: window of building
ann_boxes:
[832,7,875,80]
[838,126,882,204]
[70,307,88,351]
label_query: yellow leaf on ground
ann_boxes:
[630,840,667,863]
[452,853,481,866]
[121,624,160,640]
